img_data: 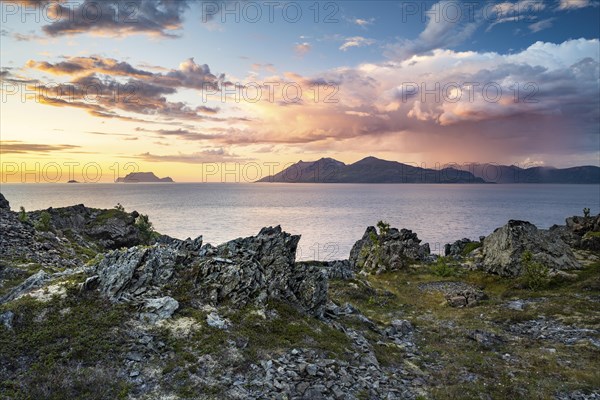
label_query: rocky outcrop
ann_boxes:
[0,270,50,304]
[297,260,354,280]
[419,281,487,307]
[0,193,9,210]
[29,205,144,250]
[481,220,581,277]
[197,226,327,317]
[550,214,600,252]
[94,226,328,317]
[0,204,82,270]
[349,226,430,274]
[95,245,180,302]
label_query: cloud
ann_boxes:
[485,1,546,32]
[0,140,81,154]
[23,56,226,122]
[529,18,555,32]
[27,56,221,90]
[339,36,375,51]
[136,149,245,163]
[15,0,191,38]
[243,38,599,163]
[557,0,597,9]
[294,42,312,57]
[352,17,374,27]
[385,1,481,61]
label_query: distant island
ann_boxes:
[257,157,600,184]
[67,180,80,184]
[115,172,174,183]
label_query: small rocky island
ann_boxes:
[0,192,598,400]
[115,172,174,183]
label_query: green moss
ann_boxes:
[327,262,600,400]
[0,290,132,399]
[93,209,128,225]
[231,301,352,361]
[461,242,482,256]
[583,231,600,238]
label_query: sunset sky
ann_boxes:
[1,0,599,182]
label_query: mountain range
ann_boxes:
[257,157,600,184]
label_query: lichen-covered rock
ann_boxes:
[550,214,600,251]
[297,260,354,280]
[95,245,179,301]
[482,220,581,277]
[140,296,179,323]
[0,270,50,304]
[444,238,474,257]
[349,226,430,274]
[196,226,328,317]
[29,204,144,249]
[93,226,328,317]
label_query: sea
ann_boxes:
[1,183,598,260]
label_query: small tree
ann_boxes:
[114,203,125,212]
[431,257,458,277]
[376,220,390,236]
[521,251,549,291]
[18,206,29,223]
[583,207,591,219]
[35,211,52,232]
[135,214,157,243]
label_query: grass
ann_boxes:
[328,259,600,400]
[150,300,353,398]
[0,286,132,399]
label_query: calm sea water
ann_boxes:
[1,183,598,260]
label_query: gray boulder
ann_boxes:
[140,296,179,323]
[349,226,430,274]
[482,220,581,277]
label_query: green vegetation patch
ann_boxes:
[0,287,132,399]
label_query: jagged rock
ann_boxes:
[481,220,581,277]
[0,270,50,304]
[196,226,328,317]
[141,296,179,323]
[95,245,179,301]
[444,238,474,257]
[93,226,328,317]
[29,204,143,250]
[349,226,430,274]
[0,202,81,270]
[298,260,354,280]
[550,214,600,251]
[0,193,9,210]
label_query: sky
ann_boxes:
[0,0,599,182]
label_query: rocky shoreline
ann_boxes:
[1,192,599,400]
